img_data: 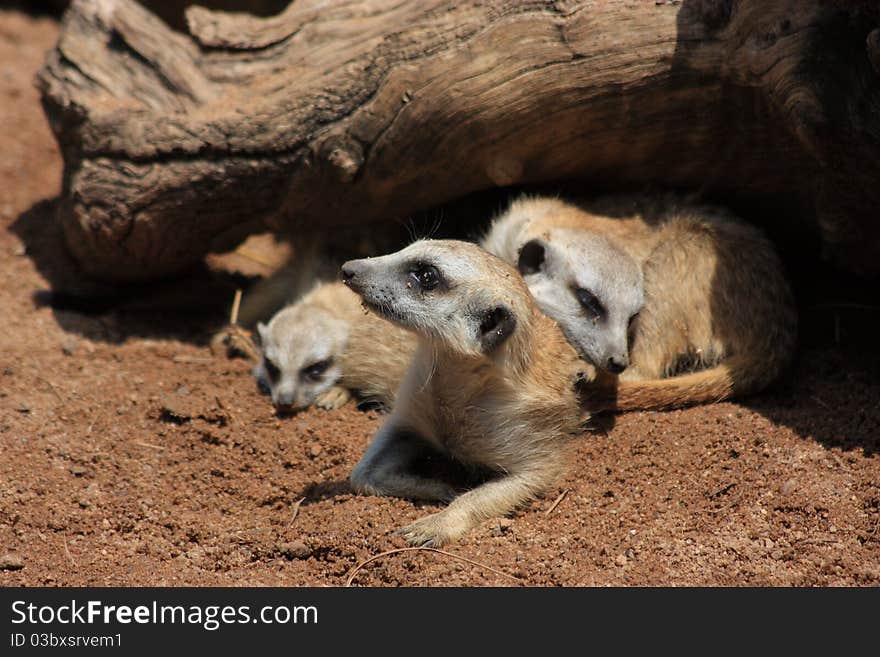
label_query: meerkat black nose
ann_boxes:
[606,356,628,374]
[275,391,296,408]
[342,260,372,291]
[341,260,366,286]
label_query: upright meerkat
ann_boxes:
[342,239,600,546]
[255,281,416,412]
[481,195,797,410]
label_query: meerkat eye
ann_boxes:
[409,264,441,291]
[574,287,604,320]
[302,358,332,381]
[264,358,281,382]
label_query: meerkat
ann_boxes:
[341,239,602,546]
[482,197,645,374]
[254,281,417,412]
[481,194,797,410]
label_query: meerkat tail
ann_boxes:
[609,355,781,411]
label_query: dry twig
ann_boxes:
[286,497,306,529]
[210,289,260,360]
[545,488,571,515]
[345,547,522,587]
[39,377,64,404]
[230,288,243,326]
[62,538,77,566]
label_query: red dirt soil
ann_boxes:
[1,10,878,587]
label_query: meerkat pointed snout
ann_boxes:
[339,260,366,286]
[341,256,405,324]
[340,258,386,302]
[606,353,628,374]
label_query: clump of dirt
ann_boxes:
[0,10,878,587]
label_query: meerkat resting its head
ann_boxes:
[481,196,645,373]
[341,239,597,546]
[482,195,797,410]
[254,281,416,413]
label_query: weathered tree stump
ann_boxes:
[37,0,880,281]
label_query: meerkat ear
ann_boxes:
[256,322,268,344]
[477,305,517,352]
[517,239,546,275]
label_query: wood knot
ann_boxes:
[317,137,363,184]
[867,28,880,76]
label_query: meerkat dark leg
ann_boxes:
[350,424,457,502]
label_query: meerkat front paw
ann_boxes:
[315,386,352,410]
[394,510,471,547]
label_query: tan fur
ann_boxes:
[343,240,597,546]
[255,281,416,411]
[486,195,797,410]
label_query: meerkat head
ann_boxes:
[253,302,348,412]
[516,227,643,374]
[341,240,530,359]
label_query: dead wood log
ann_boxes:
[37,0,880,281]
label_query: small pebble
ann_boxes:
[0,553,24,570]
[277,540,311,559]
[159,395,190,422]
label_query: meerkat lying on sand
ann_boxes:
[341,239,600,546]
[481,195,797,410]
[255,281,416,413]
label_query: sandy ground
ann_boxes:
[0,10,878,587]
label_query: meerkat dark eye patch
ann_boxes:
[477,305,516,352]
[627,312,641,350]
[517,240,546,275]
[302,358,332,381]
[409,263,442,291]
[264,358,281,382]
[574,287,605,320]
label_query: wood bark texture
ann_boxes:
[37,0,880,281]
